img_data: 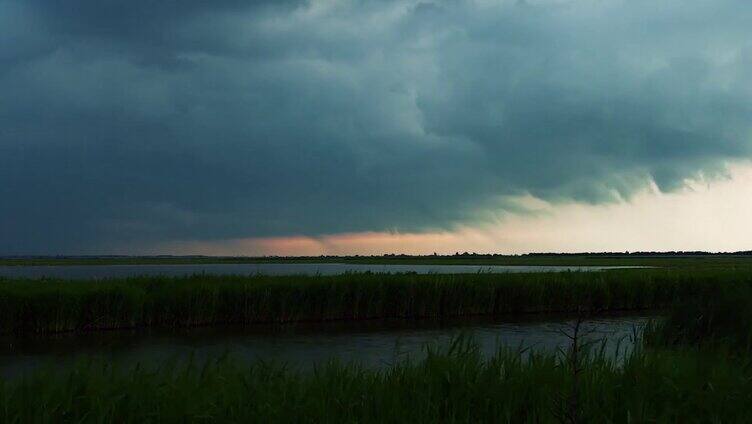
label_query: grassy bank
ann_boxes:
[3,337,752,422]
[2,268,748,335]
[4,254,752,267]
[645,282,752,351]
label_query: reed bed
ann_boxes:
[2,337,752,422]
[1,268,749,335]
[645,282,752,352]
[5,277,752,422]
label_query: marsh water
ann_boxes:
[0,264,654,378]
[0,313,654,378]
[0,263,645,280]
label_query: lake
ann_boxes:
[0,263,644,280]
[0,313,654,378]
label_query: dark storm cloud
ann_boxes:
[2,0,752,253]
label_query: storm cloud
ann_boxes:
[2,0,752,253]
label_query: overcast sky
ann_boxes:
[2,0,752,255]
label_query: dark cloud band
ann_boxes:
[1,0,751,253]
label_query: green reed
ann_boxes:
[2,335,752,423]
[1,268,749,335]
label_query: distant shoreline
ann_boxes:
[2,252,752,267]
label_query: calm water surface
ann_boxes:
[0,314,655,378]
[0,263,645,280]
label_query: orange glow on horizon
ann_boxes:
[148,162,752,256]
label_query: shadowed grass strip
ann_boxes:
[1,268,750,335]
[645,282,752,352]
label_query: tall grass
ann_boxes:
[5,279,752,422]
[2,337,752,422]
[645,282,752,351]
[1,268,749,335]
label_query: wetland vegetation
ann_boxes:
[3,264,752,421]
[4,252,752,267]
[3,318,752,422]
[1,267,741,335]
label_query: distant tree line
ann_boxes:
[4,251,752,261]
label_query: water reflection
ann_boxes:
[0,313,656,378]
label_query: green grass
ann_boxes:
[3,336,752,422]
[1,268,749,335]
[4,270,752,422]
[4,254,752,267]
[645,283,752,351]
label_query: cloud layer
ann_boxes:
[2,0,751,253]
